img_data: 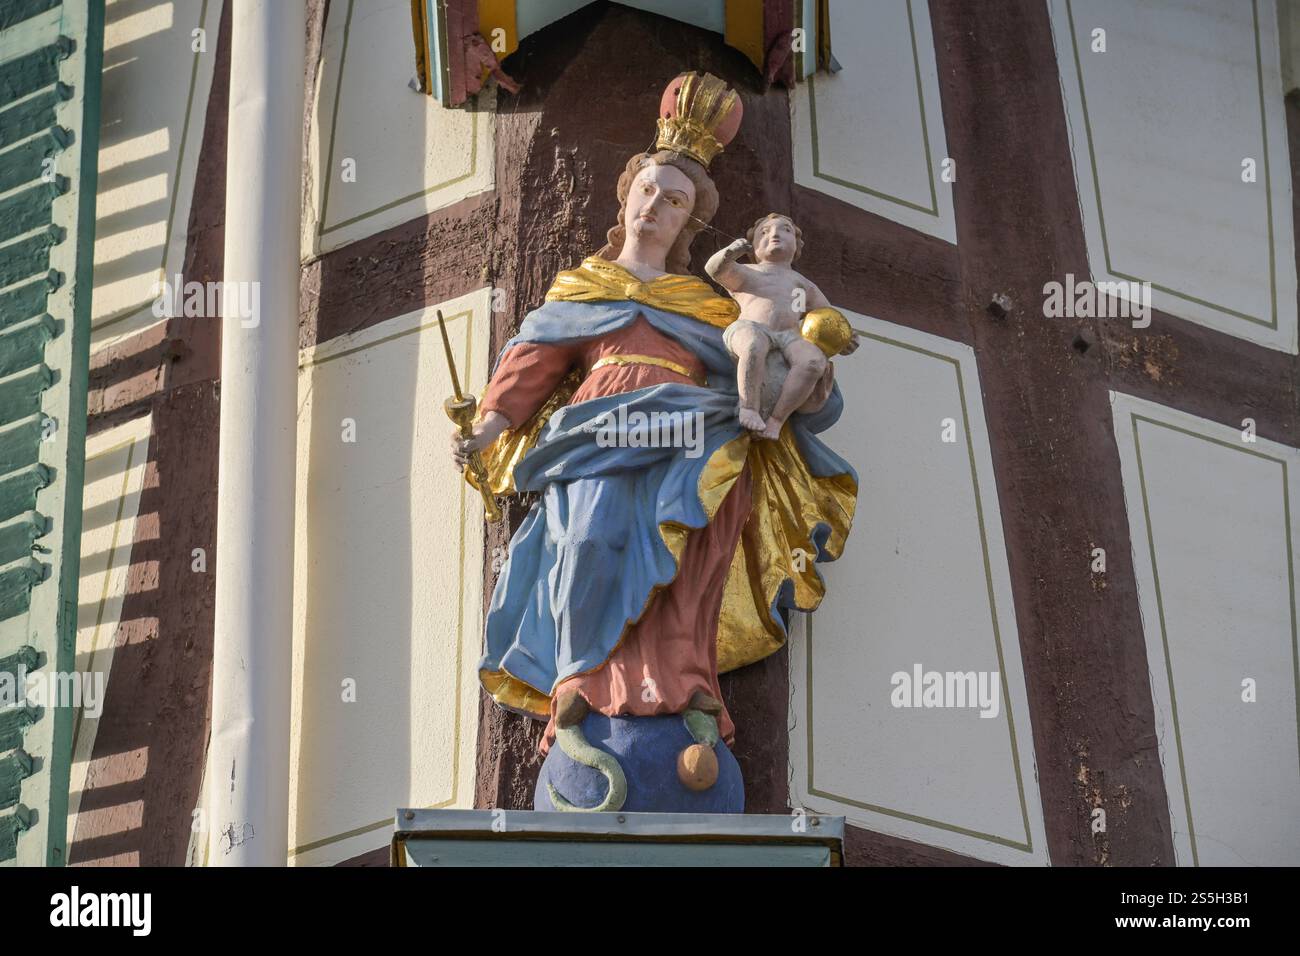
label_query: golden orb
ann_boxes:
[801,307,854,357]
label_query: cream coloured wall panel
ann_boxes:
[1048,0,1298,352]
[791,0,956,243]
[788,311,1047,865]
[1112,392,1300,865]
[304,0,494,258]
[287,288,490,866]
[92,0,222,350]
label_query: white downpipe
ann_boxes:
[208,0,306,866]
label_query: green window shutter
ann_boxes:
[0,0,102,867]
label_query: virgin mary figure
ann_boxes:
[450,72,857,813]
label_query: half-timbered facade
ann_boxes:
[25,0,1300,867]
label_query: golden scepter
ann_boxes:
[437,310,502,523]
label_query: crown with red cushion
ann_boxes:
[655,72,743,168]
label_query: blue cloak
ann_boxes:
[478,298,856,715]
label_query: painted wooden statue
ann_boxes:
[449,72,858,813]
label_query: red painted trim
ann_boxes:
[446,0,470,106]
[763,0,795,87]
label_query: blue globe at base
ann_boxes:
[535,712,745,813]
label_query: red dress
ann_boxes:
[480,316,749,751]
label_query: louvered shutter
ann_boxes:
[0,0,102,867]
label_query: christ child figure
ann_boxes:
[706,213,858,440]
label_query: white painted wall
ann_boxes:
[1048,0,1299,353]
[287,289,491,865]
[303,0,494,258]
[1111,392,1300,866]
[93,0,223,350]
[791,0,956,243]
[788,311,1048,865]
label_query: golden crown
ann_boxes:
[654,72,742,168]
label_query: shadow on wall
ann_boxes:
[67,382,221,867]
[92,0,218,349]
[65,0,228,865]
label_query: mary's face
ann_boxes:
[625,163,696,247]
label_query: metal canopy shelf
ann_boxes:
[392,809,845,867]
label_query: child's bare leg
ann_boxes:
[761,339,827,440]
[729,324,770,431]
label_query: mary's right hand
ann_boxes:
[450,430,484,471]
[450,410,511,471]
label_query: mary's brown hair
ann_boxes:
[596,150,719,276]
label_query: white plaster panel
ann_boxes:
[66,414,154,858]
[1048,0,1298,353]
[791,0,956,243]
[1111,392,1300,866]
[788,311,1048,865]
[304,0,494,258]
[92,0,222,350]
[287,288,490,866]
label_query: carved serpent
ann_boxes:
[546,692,628,812]
[546,690,725,810]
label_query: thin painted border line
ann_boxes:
[288,309,477,858]
[1064,0,1278,330]
[64,427,150,848]
[317,0,355,237]
[806,618,1034,852]
[807,0,940,218]
[803,328,1034,854]
[906,0,940,217]
[1129,411,1300,867]
[70,433,143,753]
[92,0,211,334]
[157,0,210,271]
[317,0,479,238]
[299,308,470,368]
[1130,412,1199,865]
[1253,0,1278,327]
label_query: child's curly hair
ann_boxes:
[746,213,803,262]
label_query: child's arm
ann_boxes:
[805,280,831,311]
[705,238,755,292]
